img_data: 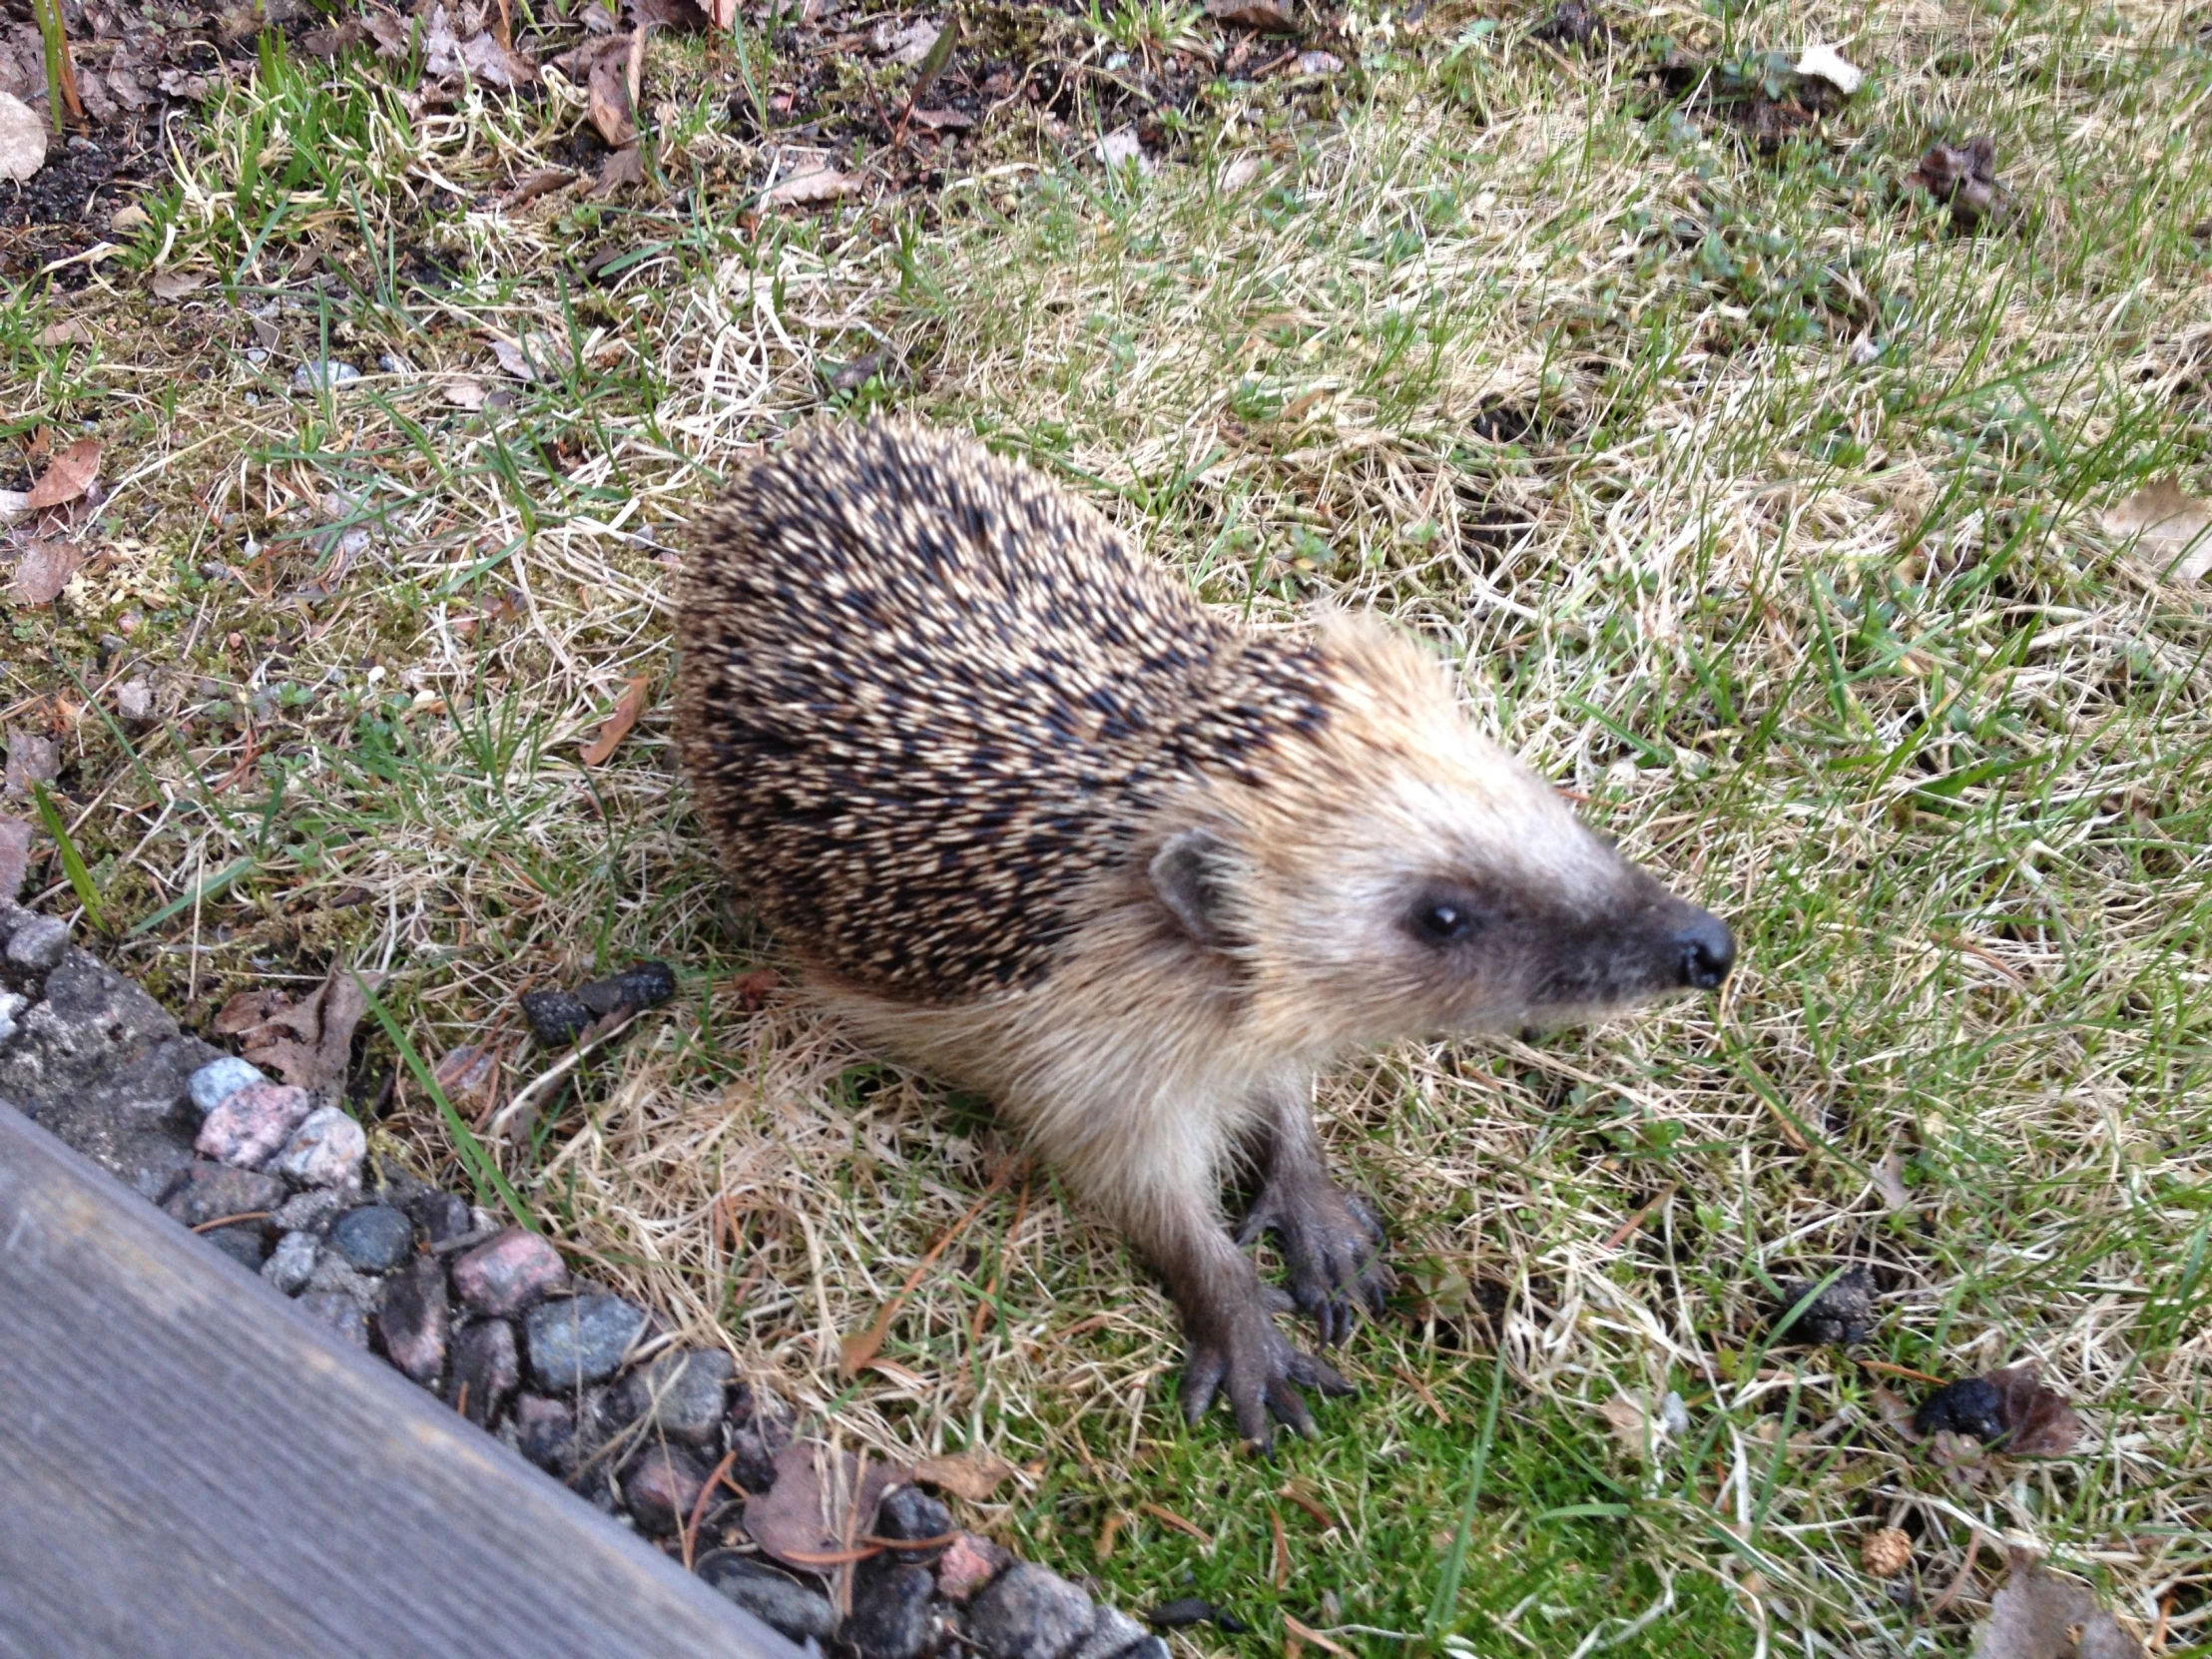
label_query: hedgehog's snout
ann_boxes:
[1669,906,1736,991]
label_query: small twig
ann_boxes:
[1139,1501,1214,1546]
[1859,1357,1949,1386]
[453,1381,470,1418]
[839,1161,1019,1376]
[1284,1617,1355,1658]
[1271,1507,1290,1588]
[1927,1529,1985,1619]
[683,1448,738,1572]
[1393,1366,1450,1425]
[190,1210,272,1232]
[1278,1482,1338,1530]
[1604,1184,1678,1249]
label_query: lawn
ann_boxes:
[6,0,2212,1652]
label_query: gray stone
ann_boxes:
[4,914,68,972]
[296,1291,369,1347]
[292,358,360,391]
[187,1056,267,1116]
[0,990,24,1045]
[969,1565,1094,1659]
[303,1254,380,1310]
[272,1186,344,1234]
[195,1082,312,1169]
[873,1485,952,1561]
[843,1562,935,1659]
[270,1105,366,1187]
[1069,1605,1148,1659]
[0,929,221,1188]
[449,1319,520,1426]
[624,1349,734,1443]
[329,1204,415,1272]
[202,1221,273,1270]
[161,1163,286,1229]
[406,1190,473,1244]
[376,1257,449,1383]
[695,1553,839,1643]
[524,1293,649,1388]
[451,1228,568,1317]
[619,1441,711,1537]
[262,1229,318,1295]
[511,1392,575,1471]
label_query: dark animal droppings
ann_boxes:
[1914,1377,2008,1443]
[521,960,678,1045]
[1147,1599,1249,1634]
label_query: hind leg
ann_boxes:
[1236,1081,1393,1347]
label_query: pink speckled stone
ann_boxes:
[195,1082,312,1169]
[935,1532,1011,1603]
[450,1228,569,1317]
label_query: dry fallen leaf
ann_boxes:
[214,959,376,1100]
[1872,1148,1911,1211]
[1221,153,1264,191]
[765,168,857,205]
[504,165,571,206]
[911,1450,1015,1502]
[1973,1549,2143,1659]
[1096,125,1151,174]
[581,675,651,766]
[444,377,490,410]
[2,732,61,799]
[2104,481,2212,580]
[908,107,973,130]
[9,540,85,606]
[1985,1364,2082,1456]
[150,272,207,300]
[744,1441,909,1570]
[730,967,782,1011]
[0,91,45,184]
[588,38,638,146]
[0,818,31,900]
[1599,1393,1658,1457]
[459,30,538,85]
[35,319,89,347]
[433,1042,501,1112]
[1207,0,1296,30]
[595,143,647,196]
[26,439,103,511]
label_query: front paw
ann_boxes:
[1237,1173,1393,1346]
[1179,1293,1352,1449]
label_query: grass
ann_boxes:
[6,0,2212,1653]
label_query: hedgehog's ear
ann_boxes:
[1150,827,1230,949]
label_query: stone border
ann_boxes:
[0,902,1168,1659]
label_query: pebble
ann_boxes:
[270,1106,367,1188]
[970,1564,1094,1659]
[329,1204,416,1273]
[4,914,69,972]
[296,1290,369,1347]
[936,1532,1011,1603]
[873,1485,953,1561]
[376,1257,449,1383]
[449,1319,520,1426]
[407,1190,474,1244]
[304,1254,381,1310]
[624,1349,734,1443]
[524,1293,649,1388]
[844,1562,936,1659]
[292,358,361,392]
[619,1442,710,1536]
[0,990,24,1044]
[187,1055,267,1116]
[452,1228,569,1317]
[272,1187,344,1234]
[511,1393,575,1472]
[196,1082,313,1169]
[695,1553,839,1644]
[161,1163,287,1230]
[262,1229,318,1295]
[1071,1607,1149,1659]
[202,1221,273,1270]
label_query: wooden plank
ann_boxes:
[0,1101,796,1659]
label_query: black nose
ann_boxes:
[1674,910,1736,991]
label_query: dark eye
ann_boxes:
[1412,899,1474,946]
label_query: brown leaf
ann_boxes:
[2104,481,2212,580]
[730,967,782,1011]
[504,165,572,206]
[1872,1148,1911,1211]
[218,959,376,1100]
[911,1450,1014,1502]
[9,540,85,605]
[1973,1548,2143,1659]
[1871,1384,1921,1437]
[35,319,89,346]
[587,36,637,145]
[364,8,413,55]
[150,272,206,300]
[433,1042,501,1110]
[743,1441,908,1571]
[908,107,973,130]
[444,376,490,410]
[25,439,102,510]
[631,0,710,30]
[0,818,31,900]
[460,30,539,84]
[766,168,857,205]
[1986,1365,2081,1457]
[580,675,650,766]
[595,143,647,196]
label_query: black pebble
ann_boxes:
[406,1190,474,1244]
[521,960,677,1046]
[1148,1600,1249,1634]
[1915,1377,2008,1443]
[872,1485,953,1561]
[329,1204,417,1273]
[1772,1266,1877,1347]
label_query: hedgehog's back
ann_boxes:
[676,420,1263,1001]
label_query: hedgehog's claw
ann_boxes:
[1179,1293,1351,1450]
[1237,1172,1395,1346]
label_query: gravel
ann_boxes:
[1070,1605,1151,1659]
[623,1349,734,1443]
[262,1230,319,1295]
[406,1190,474,1244]
[451,1229,568,1317]
[329,1205,416,1273]
[970,1565,1095,1659]
[376,1257,450,1383]
[524,1293,649,1388]
[619,1442,712,1536]
[874,1485,953,1561]
[187,1055,267,1115]
[270,1106,367,1187]
[295,1290,369,1347]
[935,1532,1011,1602]
[845,1561,937,1659]
[196,1082,313,1169]
[161,1163,287,1229]
[3,913,69,971]
[695,1553,840,1643]
[448,1319,521,1426]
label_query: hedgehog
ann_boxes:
[676,418,1735,1445]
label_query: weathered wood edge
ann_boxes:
[0,1099,800,1659]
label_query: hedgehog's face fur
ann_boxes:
[1150,615,1733,1057]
